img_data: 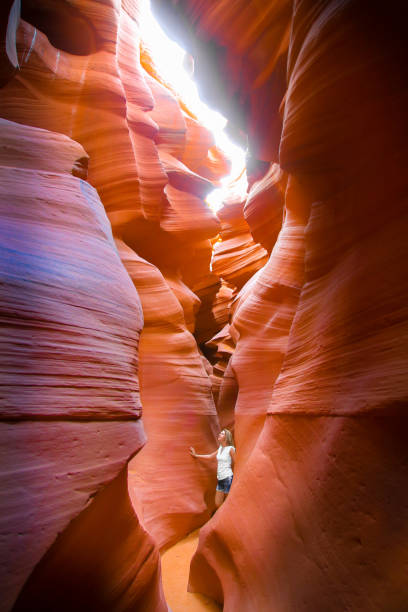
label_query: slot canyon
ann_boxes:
[1,0,407,610]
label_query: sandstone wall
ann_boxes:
[0,116,166,611]
[0,0,228,609]
[169,1,408,610]
[4,0,407,610]
[118,239,220,549]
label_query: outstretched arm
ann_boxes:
[190,446,217,459]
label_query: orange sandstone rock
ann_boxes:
[163,271,201,334]
[211,194,268,290]
[187,1,408,610]
[0,16,145,231]
[0,119,143,420]
[117,239,220,548]
[162,184,219,241]
[214,174,308,466]
[0,7,168,232]
[147,74,187,159]
[244,162,286,252]
[159,149,213,199]
[205,325,236,425]
[12,468,167,612]
[1,1,229,609]
[0,1,225,338]
[181,115,230,183]
[0,118,166,611]
[181,239,223,347]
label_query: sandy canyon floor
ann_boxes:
[161,530,221,611]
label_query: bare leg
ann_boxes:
[215,490,225,509]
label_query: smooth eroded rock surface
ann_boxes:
[1,3,228,607]
[0,117,166,611]
[12,467,167,612]
[5,1,407,611]
[187,1,408,610]
[117,239,220,549]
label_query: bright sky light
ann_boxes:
[140,2,247,211]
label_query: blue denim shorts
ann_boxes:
[216,475,233,493]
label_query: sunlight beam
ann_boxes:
[140,3,247,211]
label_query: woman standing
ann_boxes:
[190,429,235,509]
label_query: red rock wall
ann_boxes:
[5,0,407,610]
[11,468,166,612]
[0,0,228,609]
[211,192,268,291]
[183,1,408,610]
[0,117,166,611]
[117,239,220,548]
[244,162,286,253]
[214,175,307,467]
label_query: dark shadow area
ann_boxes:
[12,468,163,611]
[21,0,100,55]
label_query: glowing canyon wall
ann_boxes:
[2,0,408,611]
[0,0,226,609]
[150,1,408,610]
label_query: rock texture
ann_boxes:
[180,1,408,611]
[211,193,268,291]
[0,1,227,609]
[12,468,166,612]
[244,162,286,253]
[214,174,306,466]
[4,0,407,611]
[0,117,166,611]
[118,239,220,549]
[205,326,236,429]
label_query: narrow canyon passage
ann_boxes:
[160,530,221,612]
[1,1,408,612]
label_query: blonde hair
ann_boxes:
[223,428,234,446]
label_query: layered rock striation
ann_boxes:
[172,1,408,611]
[3,0,408,611]
[0,116,165,611]
[0,1,228,610]
[118,240,220,549]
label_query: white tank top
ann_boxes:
[216,445,234,480]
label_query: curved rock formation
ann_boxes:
[215,174,308,467]
[12,468,166,612]
[117,239,220,549]
[4,0,407,611]
[0,117,166,611]
[244,162,286,253]
[181,238,222,348]
[211,192,268,291]
[0,1,227,609]
[186,1,408,610]
[205,326,236,428]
